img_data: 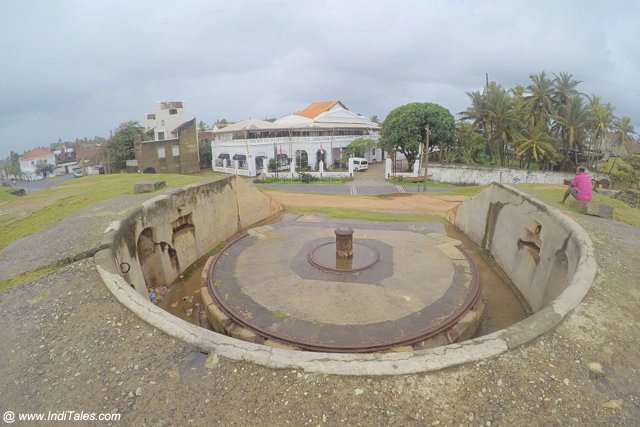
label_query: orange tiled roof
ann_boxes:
[20,147,52,160]
[296,100,340,119]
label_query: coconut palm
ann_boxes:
[587,95,615,158]
[552,72,582,108]
[552,95,590,165]
[516,124,558,169]
[525,71,556,127]
[611,116,637,154]
[487,87,524,165]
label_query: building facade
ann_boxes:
[210,101,381,177]
[134,117,200,174]
[144,102,187,142]
[19,148,56,179]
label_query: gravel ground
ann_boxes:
[0,195,638,426]
[0,194,155,282]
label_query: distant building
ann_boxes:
[134,102,200,174]
[144,102,187,141]
[19,148,56,180]
[210,100,381,176]
[53,145,78,174]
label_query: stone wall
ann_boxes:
[428,163,609,186]
[97,176,281,296]
[596,188,640,209]
[453,183,595,313]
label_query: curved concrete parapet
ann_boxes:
[95,181,596,375]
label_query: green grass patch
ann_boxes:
[0,173,207,251]
[518,184,640,227]
[0,187,19,204]
[0,264,61,293]
[436,185,486,197]
[284,205,444,223]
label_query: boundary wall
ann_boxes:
[95,182,596,375]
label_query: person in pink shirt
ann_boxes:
[561,166,593,204]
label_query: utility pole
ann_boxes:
[420,126,430,193]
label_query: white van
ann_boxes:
[350,157,368,172]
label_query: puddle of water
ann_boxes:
[155,253,213,330]
[157,221,529,340]
[445,223,530,333]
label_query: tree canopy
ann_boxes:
[345,137,377,158]
[459,70,638,171]
[380,102,454,166]
[106,121,145,172]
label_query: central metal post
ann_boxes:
[335,227,354,259]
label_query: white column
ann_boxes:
[290,158,296,179]
[319,160,324,178]
[385,158,392,180]
[348,159,354,177]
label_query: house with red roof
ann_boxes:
[210,100,380,176]
[19,148,56,180]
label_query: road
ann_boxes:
[10,174,75,194]
[260,163,457,195]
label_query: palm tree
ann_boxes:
[552,72,582,108]
[587,95,615,166]
[487,87,524,166]
[516,124,558,169]
[608,116,637,173]
[460,90,493,161]
[525,71,556,127]
[611,116,637,153]
[552,95,590,165]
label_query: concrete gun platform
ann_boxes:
[204,216,482,352]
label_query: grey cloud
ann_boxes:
[1,0,639,157]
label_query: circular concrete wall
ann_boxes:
[95,179,596,375]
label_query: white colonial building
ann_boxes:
[211,101,382,177]
[19,147,56,180]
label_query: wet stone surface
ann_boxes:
[205,215,482,351]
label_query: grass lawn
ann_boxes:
[0,173,208,251]
[0,187,20,204]
[283,205,444,223]
[518,184,640,227]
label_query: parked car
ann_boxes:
[73,168,85,178]
[350,157,369,171]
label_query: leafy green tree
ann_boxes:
[199,138,212,169]
[35,160,54,178]
[107,121,145,172]
[345,138,377,157]
[455,121,487,165]
[370,115,380,123]
[6,151,21,177]
[198,120,208,132]
[381,102,454,167]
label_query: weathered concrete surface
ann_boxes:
[572,200,615,220]
[109,176,281,296]
[134,180,166,193]
[454,183,596,313]
[0,186,639,425]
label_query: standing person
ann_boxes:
[561,166,592,204]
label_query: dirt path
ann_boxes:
[267,191,466,215]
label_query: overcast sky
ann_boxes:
[1,0,639,158]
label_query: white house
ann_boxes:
[19,147,56,180]
[144,102,186,142]
[210,101,382,177]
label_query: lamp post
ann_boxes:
[422,126,430,193]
